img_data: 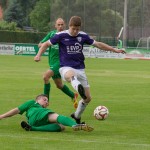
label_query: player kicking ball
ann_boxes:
[34,16,126,124]
[0,94,93,132]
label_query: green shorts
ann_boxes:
[32,112,55,127]
[28,109,54,126]
[50,63,61,79]
[29,112,62,132]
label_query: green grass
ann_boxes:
[0,55,150,150]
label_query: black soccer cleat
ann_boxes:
[21,121,31,131]
[71,113,81,124]
[78,84,87,99]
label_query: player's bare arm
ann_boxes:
[38,42,42,48]
[34,41,52,62]
[93,41,126,54]
[0,108,20,120]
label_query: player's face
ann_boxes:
[69,26,80,36]
[37,96,49,108]
[55,20,65,32]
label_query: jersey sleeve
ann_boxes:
[84,34,94,45]
[49,33,60,45]
[40,30,56,43]
[18,100,35,115]
[40,32,51,43]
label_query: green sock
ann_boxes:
[31,124,61,132]
[44,83,51,100]
[57,115,77,127]
[61,85,74,99]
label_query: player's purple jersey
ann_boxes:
[49,30,94,69]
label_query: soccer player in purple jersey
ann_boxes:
[34,16,126,124]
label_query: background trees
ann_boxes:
[4,0,24,27]
[0,0,149,41]
[30,0,50,32]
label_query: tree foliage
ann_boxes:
[0,0,7,9]
[0,0,149,39]
[3,0,38,28]
[30,0,50,32]
[0,20,17,31]
[4,0,24,27]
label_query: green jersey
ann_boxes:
[41,30,59,66]
[18,100,54,126]
[41,30,61,78]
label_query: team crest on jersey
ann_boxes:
[77,37,82,42]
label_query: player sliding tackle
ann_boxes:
[0,94,93,132]
[34,16,126,124]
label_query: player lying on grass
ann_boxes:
[0,94,93,132]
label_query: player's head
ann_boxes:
[69,16,81,36]
[35,94,49,108]
[55,18,65,32]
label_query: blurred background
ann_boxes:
[0,0,150,48]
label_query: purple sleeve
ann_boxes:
[49,34,60,45]
[84,34,94,45]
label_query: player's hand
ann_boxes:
[34,55,41,62]
[114,49,126,54]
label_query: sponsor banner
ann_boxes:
[83,47,125,59]
[0,43,150,60]
[14,44,48,56]
[15,44,38,55]
[0,44,14,55]
[83,47,150,60]
[0,43,49,56]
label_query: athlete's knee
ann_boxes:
[43,73,50,82]
[43,70,54,83]
[64,71,75,82]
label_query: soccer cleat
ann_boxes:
[72,93,78,109]
[78,84,87,99]
[21,121,31,131]
[71,113,81,124]
[72,124,94,132]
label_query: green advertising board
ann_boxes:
[14,44,48,56]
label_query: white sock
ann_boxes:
[74,99,88,119]
[71,76,81,92]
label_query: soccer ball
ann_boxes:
[94,105,109,120]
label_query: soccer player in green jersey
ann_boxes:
[0,94,93,132]
[38,18,78,108]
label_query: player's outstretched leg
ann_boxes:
[71,76,87,100]
[78,84,87,99]
[70,113,81,124]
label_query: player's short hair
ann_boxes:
[55,18,64,23]
[35,94,48,101]
[69,16,81,27]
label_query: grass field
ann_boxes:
[0,55,150,150]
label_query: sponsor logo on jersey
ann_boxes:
[66,43,82,54]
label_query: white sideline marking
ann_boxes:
[0,134,150,147]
